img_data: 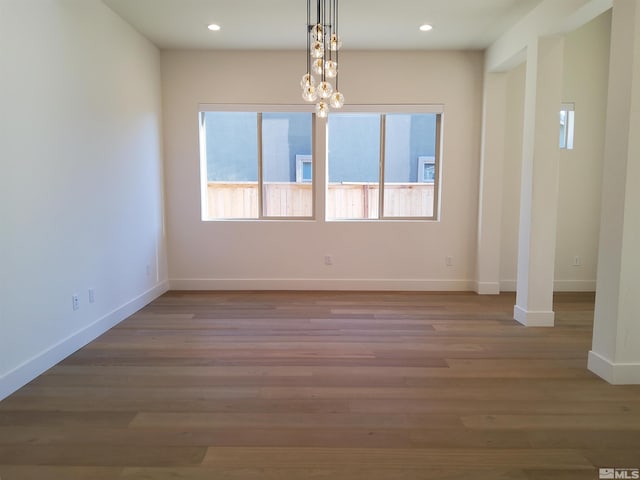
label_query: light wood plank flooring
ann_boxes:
[1,291,639,479]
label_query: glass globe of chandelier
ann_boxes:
[300,0,344,118]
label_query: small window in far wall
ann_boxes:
[560,103,575,150]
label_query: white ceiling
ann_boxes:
[102,0,543,51]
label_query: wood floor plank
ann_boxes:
[0,445,206,467]
[349,398,640,415]
[0,426,534,450]
[120,466,532,480]
[130,412,464,429]
[0,466,123,480]
[0,411,136,427]
[461,414,640,430]
[200,447,594,469]
[524,471,600,480]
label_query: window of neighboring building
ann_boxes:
[296,155,313,183]
[418,156,436,183]
[199,106,313,220]
[327,107,442,220]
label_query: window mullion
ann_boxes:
[257,112,264,219]
[433,113,442,220]
[198,112,208,221]
[378,114,386,220]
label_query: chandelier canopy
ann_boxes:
[300,0,344,118]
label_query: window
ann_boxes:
[296,155,313,183]
[199,104,442,222]
[559,102,575,150]
[199,106,313,220]
[418,156,435,183]
[327,108,442,220]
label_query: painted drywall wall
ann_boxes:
[161,50,484,290]
[555,11,611,291]
[0,0,168,399]
[498,12,611,292]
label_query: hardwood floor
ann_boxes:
[1,291,639,479]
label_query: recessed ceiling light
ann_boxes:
[419,24,433,32]
[207,24,221,31]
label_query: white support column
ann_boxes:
[513,36,564,327]
[589,0,640,385]
[475,72,507,295]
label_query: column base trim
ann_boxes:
[513,305,555,327]
[588,351,640,385]
[474,281,501,295]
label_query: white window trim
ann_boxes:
[199,103,314,113]
[335,104,444,114]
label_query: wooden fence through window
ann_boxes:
[206,182,434,219]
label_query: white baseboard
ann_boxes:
[588,350,640,385]
[553,280,596,292]
[0,281,170,401]
[513,305,555,327]
[170,278,474,292]
[500,280,596,293]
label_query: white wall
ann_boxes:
[0,0,168,399]
[161,50,484,290]
[498,12,611,292]
[555,11,611,291]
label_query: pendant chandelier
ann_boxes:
[300,0,344,118]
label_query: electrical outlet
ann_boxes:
[324,255,333,266]
[446,256,454,267]
[72,294,80,311]
[573,256,582,267]
[88,288,95,303]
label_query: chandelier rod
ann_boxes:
[306,0,311,78]
[300,0,344,116]
[334,0,338,91]
[322,0,326,83]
